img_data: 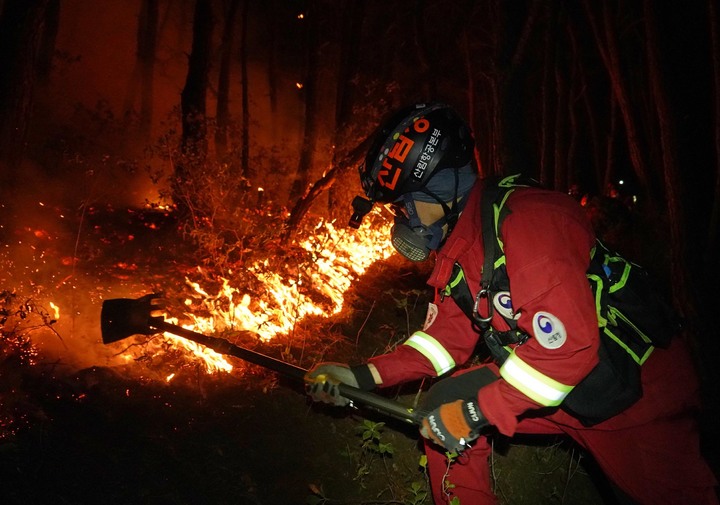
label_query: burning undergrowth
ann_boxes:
[0,188,443,504]
[104,205,397,381]
[0,192,401,434]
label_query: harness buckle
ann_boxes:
[473,288,494,323]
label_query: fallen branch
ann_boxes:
[282,134,373,243]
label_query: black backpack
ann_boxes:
[445,174,682,425]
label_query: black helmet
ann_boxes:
[359,103,474,203]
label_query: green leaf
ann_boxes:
[418,454,428,469]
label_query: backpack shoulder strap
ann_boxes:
[480,173,542,289]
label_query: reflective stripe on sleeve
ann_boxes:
[403,331,455,376]
[499,352,574,407]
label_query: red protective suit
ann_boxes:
[369,183,718,504]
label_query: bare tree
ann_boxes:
[486,0,542,177]
[289,1,322,201]
[123,0,159,138]
[583,0,654,200]
[239,0,250,177]
[708,0,720,274]
[36,0,59,83]
[538,1,556,185]
[266,0,279,116]
[413,0,438,99]
[0,0,50,174]
[553,24,568,192]
[179,0,213,160]
[173,0,214,210]
[328,0,364,211]
[215,0,240,159]
[462,30,483,173]
[642,0,691,315]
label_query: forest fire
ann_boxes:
[121,209,394,378]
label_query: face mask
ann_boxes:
[390,219,435,262]
[387,167,473,262]
[390,199,446,262]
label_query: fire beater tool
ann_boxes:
[100,294,423,426]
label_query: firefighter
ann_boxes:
[305,103,718,504]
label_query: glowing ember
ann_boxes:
[49,302,60,321]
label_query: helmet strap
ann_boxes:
[415,166,464,237]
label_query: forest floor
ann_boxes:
[0,196,715,505]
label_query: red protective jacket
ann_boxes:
[368,182,685,435]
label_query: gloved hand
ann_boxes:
[304,362,366,406]
[420,398,489,453]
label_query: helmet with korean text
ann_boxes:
[358,103,474,203]
[348,104,477,262]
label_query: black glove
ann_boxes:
[420,398,489,453]
[304,362,375,406]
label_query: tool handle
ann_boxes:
[154,321,422,425]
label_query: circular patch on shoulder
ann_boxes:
[532,312,567,349]
[493,291,519,320]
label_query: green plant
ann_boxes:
[305,419,430,504]
[355,420,394,483]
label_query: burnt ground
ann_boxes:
[1,199,716,505]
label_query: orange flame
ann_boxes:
[125,209,393,377]
[183,211,392,345]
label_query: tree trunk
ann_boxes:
[180,0,213,160]
[569,16,602,194]
[412,0,437,98]
[266,0,278,116]
[707,0,720,274]
[37,0,59,84]
[0,0,50,174]
[214,0,240,159]
[462,30,483,174]
[122,0,158,138]
[538,1,555,185]
[139,0,158,137]
[604,93,618,192]
[489,0,542,176]
[583,0,653,200]
[173,0,213,212]
[328,0,364,211]
[289,1,321,201]
[565,21,580,192]
[643,0,692,316]
[553,51,567,192]
[239,0,250,177]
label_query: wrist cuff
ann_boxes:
[462,399,488,430]
[350,364,377,391]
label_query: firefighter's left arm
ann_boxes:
[477,193,599,436]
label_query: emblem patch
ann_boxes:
[532,312,567,349]
[423,302,439,331]
[493,291,520,320]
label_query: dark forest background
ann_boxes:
[1,0,720,502]
[3,0,720,356]
[3,0,720,406]
[2,0,719,288]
